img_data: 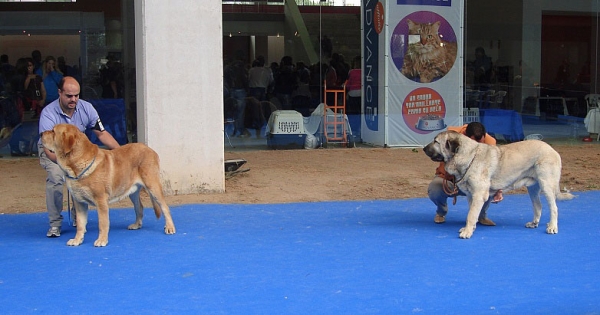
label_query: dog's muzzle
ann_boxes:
[423,143,444,162]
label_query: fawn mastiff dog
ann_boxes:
[41,123,176,246]
[423,131,574,239]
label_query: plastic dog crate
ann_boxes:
[266,110,306,149]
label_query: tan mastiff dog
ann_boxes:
[41,123,176,246]
[423,131,574,239]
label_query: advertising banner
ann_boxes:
[361,0,386,145]
[361,0,463,147]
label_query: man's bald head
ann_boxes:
[58,76,80,91]
[58,76,81,112]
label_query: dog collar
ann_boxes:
[65,155,96,180]
[453,153,477,185]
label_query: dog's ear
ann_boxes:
[446,138,460,154]
[61,132,76,156]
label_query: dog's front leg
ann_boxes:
[459,193,487,239]
[95,199,110,247]
[67,200,88,246]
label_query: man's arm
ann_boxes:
[43,146,58,163]
[483,133,497,145]
[93,129,120,149]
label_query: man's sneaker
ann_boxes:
[478,217,497,226]
[46,226,61,238]
[434,214,446,224]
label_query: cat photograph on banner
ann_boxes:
[391,11,458,83]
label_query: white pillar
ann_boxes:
[135,0,224,195]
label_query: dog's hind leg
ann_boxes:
[139,157,176,235]
[144,181,176,235]
[538,156,562,234]
[541,181,559,234]
[127,189,144,230]
[525,183,542,229]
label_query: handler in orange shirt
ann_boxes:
[427,122,503,225]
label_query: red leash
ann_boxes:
[442,177,459,205]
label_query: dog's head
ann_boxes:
[423,131,462,162]
[41,124,77,157]
[40,123,96,160]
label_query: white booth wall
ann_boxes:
[134,0,225,195]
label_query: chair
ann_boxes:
[584,108,600,141]
[585,94,600,112]
[465,89,483,108]
[224,118,235,148]
[490,91,507,108]
[7,121,39,156]
[223,97,238,148]
[477,90,495,108]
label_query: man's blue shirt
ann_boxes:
[38,99,100,145]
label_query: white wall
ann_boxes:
[135,0,225,195]
[0,11,105,71]
[267,35,285,65]
[0,35,80,67]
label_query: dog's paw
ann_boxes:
[458,227,474,239]
[525,221,539,229]
[94,238,108,247]
[546,223,558,234]
[128,222,142,230]
[67,238,83,246]
[164,225,176,235]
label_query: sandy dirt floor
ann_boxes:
[1,141,599,215]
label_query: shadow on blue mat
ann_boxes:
[0,192,599,314]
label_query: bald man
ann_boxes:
[38,76,120,237]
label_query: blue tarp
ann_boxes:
[480,109,525,142]
[1,192,598,314]
[86,98,128,145]
[3,99,127,155]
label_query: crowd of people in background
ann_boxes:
[1,51,67,132]
[0,50,124,139]
[223,51,361,139]
[3,48,362,146]
[0,50,126,157]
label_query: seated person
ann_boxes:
[427,122,503,225]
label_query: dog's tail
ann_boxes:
[150,198,162,219]
[142,187,163,219]
[557,190,576,201]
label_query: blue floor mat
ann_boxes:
[0,192,599,314]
